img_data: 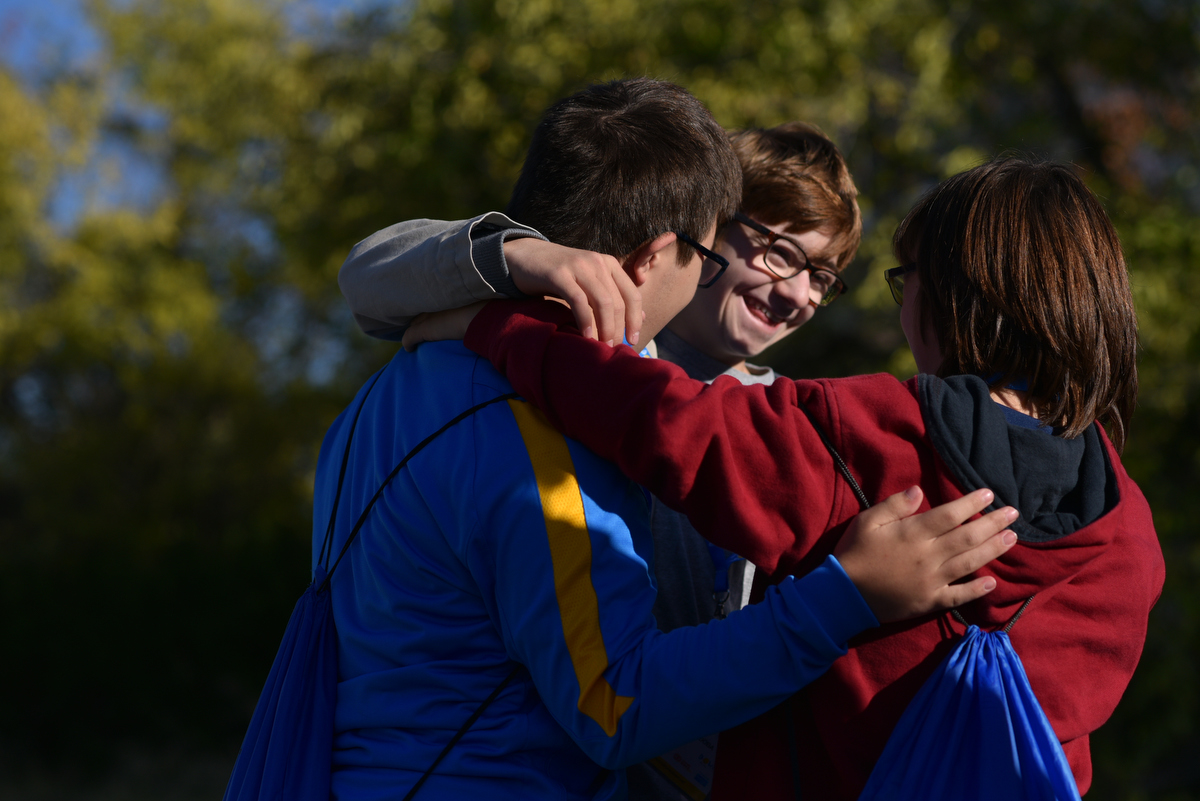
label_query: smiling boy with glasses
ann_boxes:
[662,124,858,375]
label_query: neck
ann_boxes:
[990,387,1038,418]
[661,322,749,372]
[656,326,749,377]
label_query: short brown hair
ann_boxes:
[729,122,862,270]
[893,157,1138,450]
[507,78,742,265]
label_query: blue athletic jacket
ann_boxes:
[311,342,877,801]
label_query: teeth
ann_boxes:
[745,297,784,324]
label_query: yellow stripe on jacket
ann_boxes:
[508,399,635,737]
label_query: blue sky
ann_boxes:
[0,0,386,80]
[0,0,377,383]
[0,0,101,79]
[0,0,389,227]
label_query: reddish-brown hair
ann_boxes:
[893,157,1138,450]
[729,122,862,270]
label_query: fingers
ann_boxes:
[933,505,1018,561]
[835,486,1023,623]
[580,269,623,346]
[557,282,599,343]
[402,312,432,352]
[938,527,1017,582]
[612,266,643,347]
[855,486,925,528]
[926,506,1018,613]
[937,575,1000,609]
[401,303,487,352]
[503,239,639,347]
[909,488,996,538]
[572,256,638,346]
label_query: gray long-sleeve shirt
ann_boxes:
[338,212,544,339]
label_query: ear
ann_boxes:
[624,232,679,287]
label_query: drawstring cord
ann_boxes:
[951,595,1034,633]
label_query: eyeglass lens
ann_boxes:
[809,270,842,304]
[699,258,726,286]
[764,241,844,307]
[763,240,806,278]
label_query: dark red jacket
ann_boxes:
[465,301,1165,798]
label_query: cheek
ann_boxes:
[718,231,753,265]
[694,278,736,319]
[674,277,700,317]
[775,306,816,342]
[900,280,922,343]
[900,299,916,341]
[720,260,765,307]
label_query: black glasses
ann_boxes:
[675,231,731,289]
[733,213,847,307]
[884,263,917,305]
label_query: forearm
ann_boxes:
[566,556,877,769]
[466,300,837,573]
[484,412,873,770]
[339,213,545,340]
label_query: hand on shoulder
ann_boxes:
[402,301,490,351]
[835,486,1018,623]
[504,238,642,347]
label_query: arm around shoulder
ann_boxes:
[338,212,544,340]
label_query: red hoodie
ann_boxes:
[464,301,1164,798]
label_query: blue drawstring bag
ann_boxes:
[224,371,519,801]
[794,401,1081,801]
[223,566,338,801]
[222,370,383,801]
[859,610,1081,801]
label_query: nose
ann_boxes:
[771,269,816,311]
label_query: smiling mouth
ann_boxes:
[744,296,788,326]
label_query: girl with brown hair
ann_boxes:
[451,156,1164,798]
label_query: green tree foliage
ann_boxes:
[0,0,1196,795]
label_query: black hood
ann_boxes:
[919,374,1119,543]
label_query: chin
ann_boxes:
[746,330,786,356]
[723,341,760,363]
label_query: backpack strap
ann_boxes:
[401,663,525,801]
[315,376,524,799]
[318,389,519,590]
[317,369,386,571]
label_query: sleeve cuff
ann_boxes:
[794,554,880,645]
[470,225,547,299]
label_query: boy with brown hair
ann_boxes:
[666,122,861,370]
